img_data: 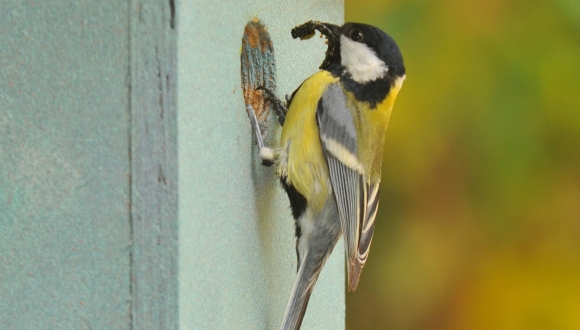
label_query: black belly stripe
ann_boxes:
[280,177,307,220]
[280,177,306,270]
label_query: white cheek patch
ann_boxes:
[340,35,388,83]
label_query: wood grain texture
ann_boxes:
[0,1,132,328]
[129,0,178,329]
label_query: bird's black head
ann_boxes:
[340,22,405,83]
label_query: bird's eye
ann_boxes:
[350,29,364,42]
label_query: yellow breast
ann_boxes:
[278,71,339,213]
[277,72,404,211]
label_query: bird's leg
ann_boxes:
[245,104,266,150]
[257,86,287,125]
[245,103,276,167]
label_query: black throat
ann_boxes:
[339,72,392,109]
[324,54,394,109]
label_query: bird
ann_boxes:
[245,20,406,330]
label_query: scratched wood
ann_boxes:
[129,0,178,329]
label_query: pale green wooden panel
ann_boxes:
[0,0,344,329]
[177,0,345,329]
[0,1,132,329]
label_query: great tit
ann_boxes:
[246,21,405,330]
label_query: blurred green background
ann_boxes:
[345,0,580,329]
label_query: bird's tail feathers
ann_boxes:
[347,258,364,291]
[280,251,324,330]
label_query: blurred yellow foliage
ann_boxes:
[345,0,580,329]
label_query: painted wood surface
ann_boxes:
[177,0,344,329]
[0,0,344,329]
[129,0,178,329]
[0,1,178,328]
[0,1,133,328]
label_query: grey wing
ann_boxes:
[317,84,375,291]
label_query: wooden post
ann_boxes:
[0,0,344,329]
